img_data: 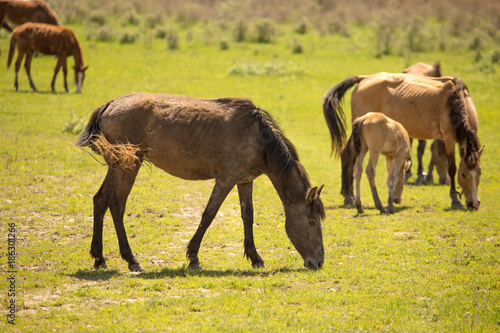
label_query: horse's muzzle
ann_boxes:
[467,200,480,210]
[304,258,323,270]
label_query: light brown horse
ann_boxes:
[323,72,483,210]
[348,112,411,215]
[403,61,445,184]
[7,22,88,93]
[77,93,326,271]
[0,0,59,32]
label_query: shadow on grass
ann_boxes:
[69,266,308,281]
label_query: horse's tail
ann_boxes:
[76,102,112,153]
[76,101,141,170]
[7,33,17,69]
[323,75,365,157]
[448,77,481,168]
[351,118,364,157]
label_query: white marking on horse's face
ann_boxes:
[76,72,84,93]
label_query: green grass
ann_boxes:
[0,20,499,332]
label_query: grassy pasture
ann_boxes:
[1,12,500,332]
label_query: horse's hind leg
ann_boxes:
[108,164,143,271]
[24,49,38,92]
[237,182,264,268]
[186,178,235,269]
[90,168,115,269]
[366,151,387,214]
[13,48,27,91]
[354,148,367,215]
[414,139,427,185]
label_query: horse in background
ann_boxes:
[323,72,483,210]
[348,113,411,215]
[77,93,326,271]
[402,61,446,184]
[0,0,59,32]
[7,22,88,93]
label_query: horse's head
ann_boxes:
[394,157,412,204]
[74,65,89,93]
[431,140,451,185]
[458,146,484,210]
[285,185,325,270]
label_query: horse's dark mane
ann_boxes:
[448,78,481,168]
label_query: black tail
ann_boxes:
[323,76,364,157]
[75,101,112,153]
[351,118,364,157]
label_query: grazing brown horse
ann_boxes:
[403,61,444,184]
[7,22,88,93]
[348,113,411,215]
[0,0,59,32]
[323,72,483,210]
[77,93,326,271]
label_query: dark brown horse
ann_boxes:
[7,22,88,93]
[0,0,59,32]
[77,93,326,271]
[323,73,483,210]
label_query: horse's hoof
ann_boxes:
[188,263,202,270]
[451,201,464,210]
[343,196,355,206]
[129,262,144,272]
[379,208,389,215]
[93,260,109,270]
[425,174,434,184]
[387,206,395,214]
[252,261,265,268]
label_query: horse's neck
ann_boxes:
[72,41,84,68]
[267,164,309,209]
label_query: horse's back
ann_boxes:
[99,93,265,180]
[352,73,456,140]
[3,0,59,25]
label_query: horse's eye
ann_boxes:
[308,220,316,226]
[461,172,466,178]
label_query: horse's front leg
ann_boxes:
[186,179,234,269]
[447,150,463,209]
[237,182,264,268]
[61,57,69,93]
[51,57,63,92]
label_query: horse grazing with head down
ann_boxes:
[323,73,483,210]
[7,22,88,93]
[0,0,59,32]
[77,93,326,271]
[348,112,411,215]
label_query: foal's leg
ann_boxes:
[414,139,427,185]
[90,168,116,269]
[186,179,235,269]
[237,182,264,268]
[366,151,387,214]
[23,49,38,92]
[354,148,367,215]
[108,164,143,271]
[385,157,400,214]
[51,57,63,92]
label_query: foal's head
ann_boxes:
[74,65,89,93]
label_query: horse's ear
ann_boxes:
[306,185,325,204]
[478,145,485,158]
[83,65,89,71]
